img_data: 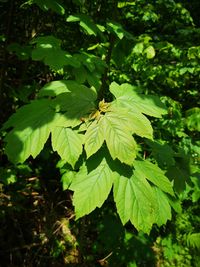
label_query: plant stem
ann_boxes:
[98,34,115,101]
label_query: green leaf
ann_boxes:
[118,1,136,8]
[144,45,156,59]
[7,43,31,60]
[31,36,78,70]
[191,175,200,202]
[84,105,151,161]
[0,168,17,185]
[72,65,87,84]
[109,105,153,139]
[134,160,174,196]
[167,196,182,213]
[110,82,167,118]
[71,53,105,89]
[86,71,102,90]
[185,107,200,132]
[113,171,156,233]
[4,100,55,163]
[38,80,93,97]
[84,120,104,158]
[61,170,76,190]
[187,233,200,249]
[38,80,70,97]
[67,14,101,36]
[166,165,188,194]
[106,21,133,40]
[70,157,115,219]
[152,187,171,226]
[110,82,142,98]
[39,80,97,124]
[146,140,175,168]
[127,110,153,139]
[53,112,82,129]
[53,83,97,109]
[32,0,65,15]
[132,42,144,54]
[101,112,137,165]
[51,127,83,168]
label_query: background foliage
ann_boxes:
[0,0,199,266]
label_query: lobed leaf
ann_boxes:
[31,36,78,70]
[51,127,83,168]
[152,187,172,226]
[4,100,56,163]
[113,171,156,233]
[134,160,174,196]
[100,112,137,165]
[110,82,167,118]
[70,157,115,218]
[84,119,105,158]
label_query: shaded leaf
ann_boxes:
[185,107,200,132]
[39,80,97,123]
[31,36,78,70]
[67,14,102,37]
[166,165,188,194]
[32,0,65,15]
[146,140,175,168]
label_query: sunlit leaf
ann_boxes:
[4,100,55,163]
[51,127,83,168]
[110,82,167,118]
[152,187,171,226]
[144,45,156,59]
[106,21,133,40]
[101,112,137,165]
[113,171,156,233]
[134,160,174,196]
[70,157,116,218]
[84,119,104,158]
